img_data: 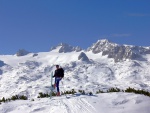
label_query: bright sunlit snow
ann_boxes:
[0,44,150,113]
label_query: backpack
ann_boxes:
[59,68,64,78]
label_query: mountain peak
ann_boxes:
[50,43,82,53]
[87,39,118,53]
[16,49,30,56]
[88,39,150,62]
[97,39,118,45]
[97,39,110,43]
[58,43,69,46]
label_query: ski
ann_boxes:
[50,72,53,99]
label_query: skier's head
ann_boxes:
[56,65,59,69]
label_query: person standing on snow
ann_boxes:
[53,65,64,96]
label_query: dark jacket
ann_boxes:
[54,69,61,77]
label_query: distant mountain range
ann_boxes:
[15,39,150,62]
[49,39,150,62]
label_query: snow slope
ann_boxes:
[1,51,150,98]
[0,40,150,113]
[0,93,150,113]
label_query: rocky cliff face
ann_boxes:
[88,39,150,62]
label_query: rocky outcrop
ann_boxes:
[16,49,30,56]
[50,43,82,53]
[78,52,89,62]
[0,60,5,67]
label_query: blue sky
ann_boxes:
[0,0,150,54]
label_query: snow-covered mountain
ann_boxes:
[88,39,150,62]
[50,43,82,53]
[0,39,150,113]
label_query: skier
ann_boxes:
[53,65,64,96]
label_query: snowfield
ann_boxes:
[0,93,150,113]
[0,42,150,113]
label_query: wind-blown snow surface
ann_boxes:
[1,93,150,113]
[0,50,150,113]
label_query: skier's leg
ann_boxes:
[56,78,61,96]
[56,78,60,92]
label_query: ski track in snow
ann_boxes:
[49,96,97,113]
[0,96,97,113]
[1,93,150,113]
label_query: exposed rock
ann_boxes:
[16,49,30,56]
[78,52,89,62]
[0,60,5,67]
[33,53,38,57]
[50,43,82,53]
[0,69,2,75]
